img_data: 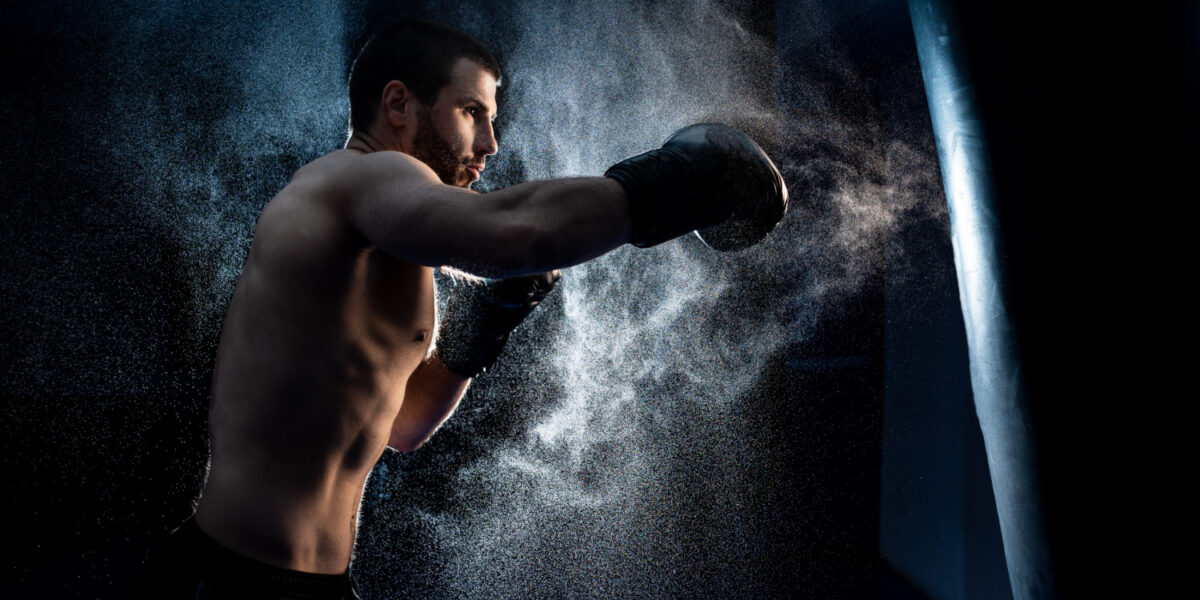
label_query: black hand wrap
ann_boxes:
[436,271,561,378]
[604,122,788,251]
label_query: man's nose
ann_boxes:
[477,120,498,156]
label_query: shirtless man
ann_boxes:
[139,20,786,599]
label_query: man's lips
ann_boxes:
[465,164,484,180]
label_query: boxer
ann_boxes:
[139,19,786,599]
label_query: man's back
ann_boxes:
[195,149,436,574]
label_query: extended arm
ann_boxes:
[327,122,787,275]
[330,150,632,278]
[387,352,470,453]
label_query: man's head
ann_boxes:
[348,20,501,188]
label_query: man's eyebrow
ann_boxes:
[463,95,498,119]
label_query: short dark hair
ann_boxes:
[348,20,501,132]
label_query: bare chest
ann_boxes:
[345,248,436,355]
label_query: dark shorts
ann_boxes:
[137,517,361,600]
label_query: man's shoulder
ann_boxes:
[289,149,437,197]
[251,152,368,259]
[254,150,439,259]
[266,150,427,220]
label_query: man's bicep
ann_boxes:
[338,153,534,275]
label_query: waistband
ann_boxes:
[171,517,356,593]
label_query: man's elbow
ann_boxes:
[388,439,423,454]
[387,431,429,454]
[462,213,550,278]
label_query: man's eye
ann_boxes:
[466,107,478,116]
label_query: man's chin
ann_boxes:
[433,166,471,188]
[435,173,470,189]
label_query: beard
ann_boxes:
[409,108,472,189]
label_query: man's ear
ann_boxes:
[381,80,413,127]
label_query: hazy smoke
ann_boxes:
[2,0,946,596]
[357,1,945,598]
[101,1,352,365]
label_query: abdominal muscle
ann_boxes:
[195,370,414,575]
[195,439,384,575]
[193,186,436,574]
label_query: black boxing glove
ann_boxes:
[435,271,561,378]
[604,123,788,251]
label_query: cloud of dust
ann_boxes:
[356,1,947,597]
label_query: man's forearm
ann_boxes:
[388,353,471,452]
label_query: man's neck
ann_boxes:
[344,130,391,154]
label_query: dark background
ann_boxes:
[1,1,1012,598]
